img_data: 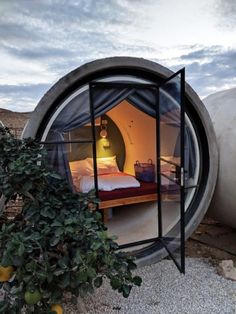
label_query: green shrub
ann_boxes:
[0,127,141,313]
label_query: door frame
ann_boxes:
[157,68,185,273]
[89,68,185,273]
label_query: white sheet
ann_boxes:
[75,173,140,193]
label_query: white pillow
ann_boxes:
[69,159,93,177]
[86,156,120,175]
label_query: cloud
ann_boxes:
[173,46,236,97]
[0,0,139,49]
[179,46,222,61]
[0,0,156,111]
[0,0,235,111]
[215,0,236,29]
[1,44,236,111]
[0,0,155,79]
[0,83,50,112]
[0,83,49,97]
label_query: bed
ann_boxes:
[70,156,179,222]
[98,180,158,222]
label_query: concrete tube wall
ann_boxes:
[22,57,219,265]
[203,87,236,229]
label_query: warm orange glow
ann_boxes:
[106,100,156,175]
[100,129,108,138]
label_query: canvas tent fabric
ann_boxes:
[46,82,195,185]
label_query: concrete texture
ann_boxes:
[204,88,236,228]
[22,57,219,264]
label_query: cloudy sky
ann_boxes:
[1,0,236,112]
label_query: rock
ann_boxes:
[218,260,236,281]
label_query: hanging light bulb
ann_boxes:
[100,128,107,138]
[100,119,108,138]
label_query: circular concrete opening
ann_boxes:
[23,57,218,265]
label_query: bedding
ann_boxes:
[86,156,120,175]
[70,157,180,195]
[74,172,140,193]
[99,179,179,203]
[99,181,158,201]
[69,159,93,176]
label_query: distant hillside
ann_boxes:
[0,108,32,137]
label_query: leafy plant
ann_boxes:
[0,127,142,313]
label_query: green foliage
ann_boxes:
[0,127,142,313]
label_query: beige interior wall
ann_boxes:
[107,100,156,175]
[107,100,180,175]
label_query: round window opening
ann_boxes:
[23,57,218,267]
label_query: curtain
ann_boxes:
[46,81,195,184]
[159,82,196,180]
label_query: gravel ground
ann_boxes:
[64,257,236,314]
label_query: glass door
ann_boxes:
[157,68,185,273]
[89,74,186,273]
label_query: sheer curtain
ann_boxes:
[45,83,194,184]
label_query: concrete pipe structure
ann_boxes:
[23,57,218,266]
[203,87,236,229]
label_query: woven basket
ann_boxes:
[134,159,155,182]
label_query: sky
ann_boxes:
[0,0,236,112]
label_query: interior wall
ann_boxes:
[66,101,180,176]
[107,100,156,175]
[96,115,125,171]
[66,115,125,171]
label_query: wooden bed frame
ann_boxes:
[99,193,157,223]
[99,192,179,223]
